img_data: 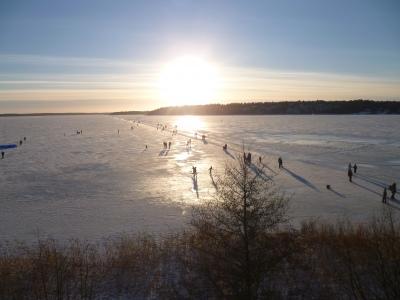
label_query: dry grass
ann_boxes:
[1,210,398,299]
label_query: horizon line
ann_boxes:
[1,99,399,116]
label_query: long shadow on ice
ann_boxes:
[328,188,346,198]
[192,175,199,198]
[249,164,272,181]
[355,174,386,188]
[159,149,169,156]
[282,167,319,191]
[261,163,278,175]
[223,149,235,159]
[352,181,380,196]
[210,174,218,190]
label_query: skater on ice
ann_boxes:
[348,167,353,182]
[278,157,283,169]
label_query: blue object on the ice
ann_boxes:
[0,144,17,150]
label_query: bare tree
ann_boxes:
[190,156,289,299]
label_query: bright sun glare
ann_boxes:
[175,115,204,133]
[159,56,220,106]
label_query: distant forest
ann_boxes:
[3,100,399,117]
[144,100,400,115]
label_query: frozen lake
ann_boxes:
[1,115,399,241]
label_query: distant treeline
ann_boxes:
[146,100,400,115]
[109,110,147,115]
[3,100,400,117]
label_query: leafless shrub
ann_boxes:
[188,157,290,299]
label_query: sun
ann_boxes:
[159,56,220,106]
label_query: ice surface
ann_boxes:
[1,115,399,242]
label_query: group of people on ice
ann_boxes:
[156,123,179,136]
[130,120,399,206]
[163,141,172,150]
[243,152,252,165]
[347,163,357,182]
[157,123,167,131]
[347,162,397,203]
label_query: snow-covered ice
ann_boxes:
[0,115,399,241]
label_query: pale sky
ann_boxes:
[1,0,399,113]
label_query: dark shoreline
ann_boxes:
[2,100,400,116]
[2,113,400,117]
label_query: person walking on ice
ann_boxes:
[278,157,283,169]
[382,187,387,204]
[353,163,358,174]
[192,166,197,179]
[1,151,4,159]
[348,167,353,182]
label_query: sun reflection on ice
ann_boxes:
[174,116,204,133]
[174,151,190,162]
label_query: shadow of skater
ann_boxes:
[352,181,380,196]
[260,162,278,175]
[223,149,235,159]
[282,167,319,191]
[210,172,218,190]
[356,174,386,188]
[192,174,199,198]
[328,187,346,198]
[249,163,272,181]
[159,149,170,156]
